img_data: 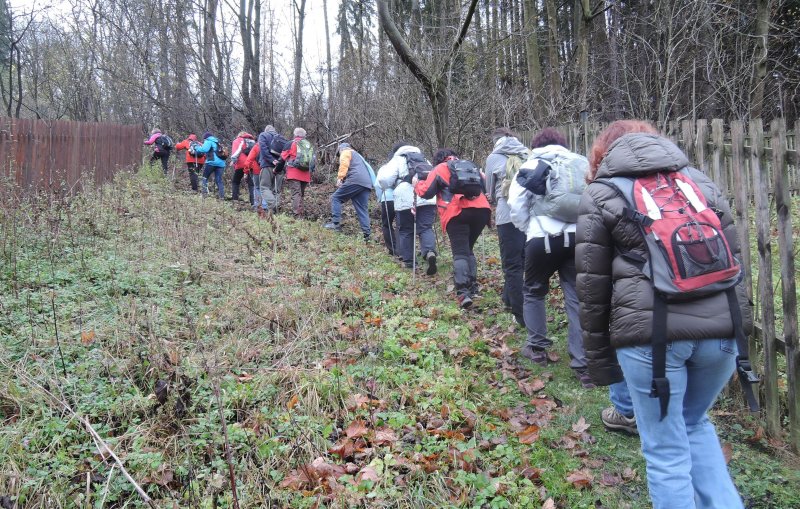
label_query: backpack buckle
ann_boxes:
[623,207,654,227]
[737,360,760,384]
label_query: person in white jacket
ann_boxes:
[376,142,438,274]
[507,128,592,388]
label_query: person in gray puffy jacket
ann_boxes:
[484,128,529,327]
[576,120,751,509]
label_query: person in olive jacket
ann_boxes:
[575,120,752,509]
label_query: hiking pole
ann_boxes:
[412,196,417,284]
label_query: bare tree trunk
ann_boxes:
[377,0,480,146]
[292,0,307,123]
[323,0,334,124]
[749,0,771,119]
[544,0,561,109]
[523,0,542,119]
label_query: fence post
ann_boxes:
[695,119,708,175]
[771,119,799,451]
[711,119,727,194]
[730,121,758,389]
[681,119,694,157]
[751,119,780,436]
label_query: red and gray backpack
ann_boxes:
[599,168,759,418]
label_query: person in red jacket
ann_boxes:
[174,134,206,191]
[230,131,257,202]
[280,127,315,217]
[415,149,491,308]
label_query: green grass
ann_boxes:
[0,166,797,508]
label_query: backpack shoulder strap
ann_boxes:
[594,176,654,226]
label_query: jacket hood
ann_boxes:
[597,133,689,178]
[188,134,197,141]
[238,132,255,140]
[529,144,570,160]
[393,145,421,157]
[492,136,528,157]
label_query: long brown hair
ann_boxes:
[587,120,658,182]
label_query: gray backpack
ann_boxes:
[530,152,588,223]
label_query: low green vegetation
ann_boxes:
[0,168,797,508]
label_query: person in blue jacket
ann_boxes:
[197,131,226,199]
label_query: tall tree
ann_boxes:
[292,0,307,123]
[749,0,772,119]
[523,0,543,119]
[378,0,480,146]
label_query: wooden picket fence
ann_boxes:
[0,117,143,195]
[528,118,798,450]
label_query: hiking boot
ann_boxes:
[470,284,482,298]
[519,345,548,366]
[425,251,437,276]
[601,407,638,435]
[324,222,342,231]
[457,294,473,309]
[574,370,597,389]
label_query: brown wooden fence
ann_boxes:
[0,117,143,194]
[521,119,799,450]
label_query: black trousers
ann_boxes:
[232,168,245,200]
[445,208,490,297]
[186,162,201,191]
[497,222,526,325]
[379,200,399,255]
[151,152,169,175]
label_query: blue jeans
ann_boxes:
[609,380,634,418]
[202,164,225,199]
[331,184,371,235]
[617,339,743,509]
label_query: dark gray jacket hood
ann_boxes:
[596,133,689,179]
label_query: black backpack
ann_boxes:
[269,134,289,157]
[401,152,433,184]
[241,138,256,155]
[447,160,484,198]
[156,134,174,152]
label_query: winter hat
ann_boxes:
[151,128,161,135]
[237,131,250,138]
[337,142,351,154]
[202,131,213,139]
[188,134,197,141]
[293,127,306,138]
[264,124,276,133]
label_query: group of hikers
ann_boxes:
[146,119,755,509]
[144,126,315,217]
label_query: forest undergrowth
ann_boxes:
[0,166,798,508]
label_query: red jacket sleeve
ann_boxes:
[175,140,189,151]
[246,143,260,167]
